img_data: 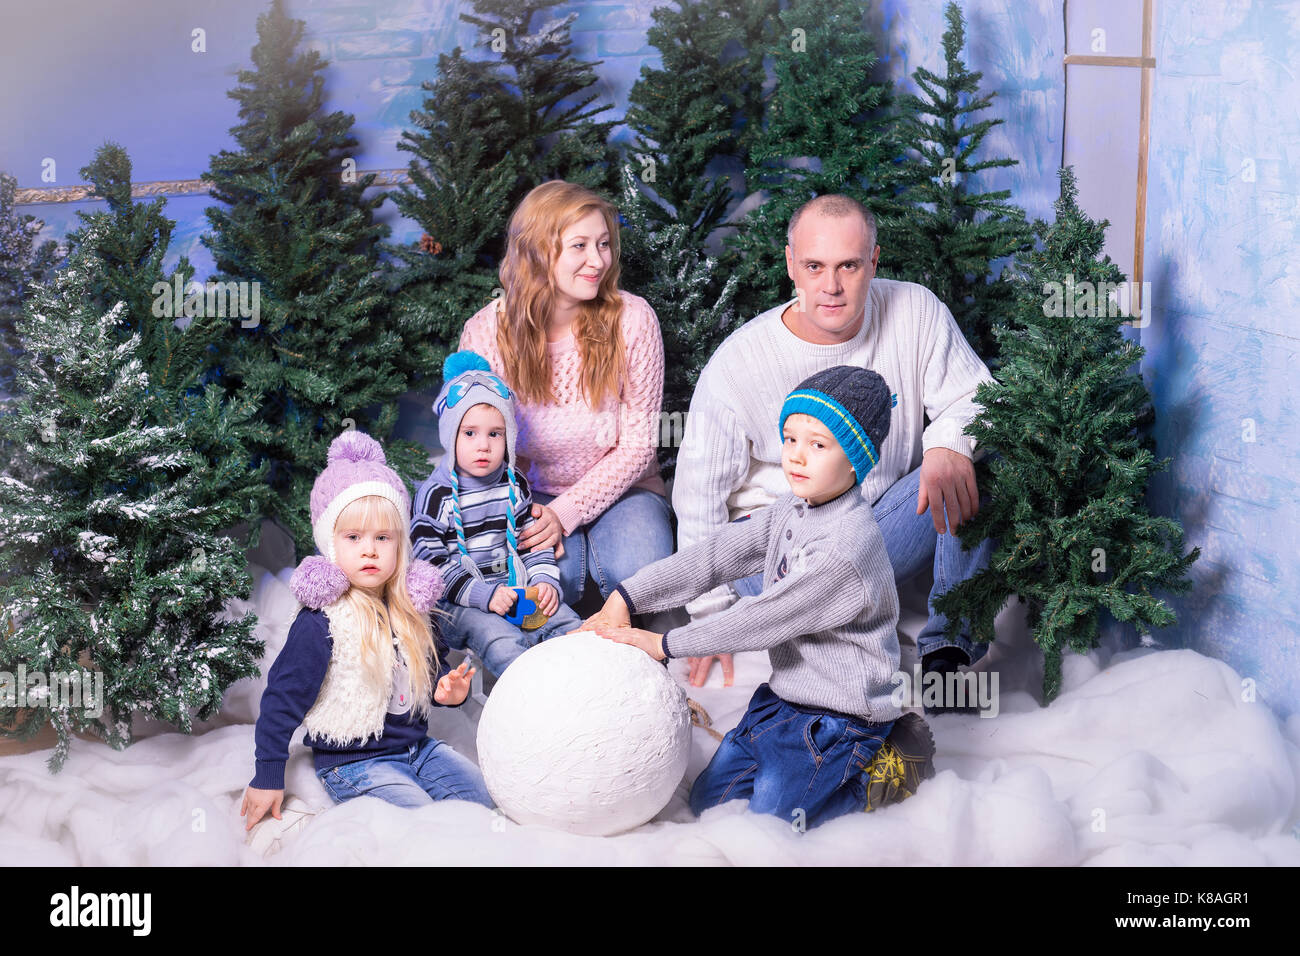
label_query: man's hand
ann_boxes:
[917,447,979,535]
[519,502,565,559]
[687,654,734,688]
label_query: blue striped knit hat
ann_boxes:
[779,366,893,482]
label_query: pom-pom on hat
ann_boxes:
[779,366,894,482]
[309,430,410,563]
[434,350,518,467]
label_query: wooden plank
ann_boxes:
[1063,54,1156,68]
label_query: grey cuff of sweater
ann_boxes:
[614,582,637,615]
[660,630,674,660]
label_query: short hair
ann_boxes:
[786,194,878,250]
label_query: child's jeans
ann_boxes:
[316,737,493,809]
[689,683,895,829]
[438,598,584,676]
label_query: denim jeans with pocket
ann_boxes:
[731,460,994,664]
[689,683,894,829]
[316,737,493,809]
[438,598,584,677]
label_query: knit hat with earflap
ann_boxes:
[289,430,444,612]
[433,350,529,587]
[779,366,894,482]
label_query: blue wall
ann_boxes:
[1141,0,1300,717]
[3,1,1296,716]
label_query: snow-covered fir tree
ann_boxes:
[0,260,262,771]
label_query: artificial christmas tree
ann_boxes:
[880,2,1032,366]
[622,0,779,249]
[387,0,624,369]
[725,0,906,316]
[0,171,60,403]
[59,145,268,536]
[202,0,435,557]
[0,260,262,771]
[616,164,740,476]
[932,167,1200,700]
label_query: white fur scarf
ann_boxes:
[302,598,396,747]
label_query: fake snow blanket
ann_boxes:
[1,563,1298,866]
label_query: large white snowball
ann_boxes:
[476,631,690,836]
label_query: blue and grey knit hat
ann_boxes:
[434,350,528,586]
[779,366,894,482]
[435,350,518,465]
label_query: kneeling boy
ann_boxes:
[594,366,912,829]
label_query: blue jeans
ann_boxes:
[531,487,674,605]
[316,737,493,809]
[731,462,994,664]
[689,684,893,829]
[438,598,584,677]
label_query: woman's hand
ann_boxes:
[241,786,284,831]
[519,503,565,559]
[435,660,476,705]
[594,624,666,661]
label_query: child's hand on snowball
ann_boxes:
[536,582,560,616]
[436,660,475,705]
[241,786,283,831]
[595,624,665,661]
[488,586,518,616]
[583,589,631,632]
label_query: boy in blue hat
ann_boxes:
[412,351,583,677]
[593,366,932,828]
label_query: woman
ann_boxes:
[457,180,674,613]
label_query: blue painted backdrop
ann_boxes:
[1,0,1296,717]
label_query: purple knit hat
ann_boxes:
[309,431,410,563]
[290,430,445,613]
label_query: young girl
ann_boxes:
[410,350,583,677]
[242,430,492,830]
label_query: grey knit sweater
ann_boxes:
[616,487,901,723]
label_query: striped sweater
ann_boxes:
[410,458,562,611]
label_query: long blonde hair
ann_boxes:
[497,180,626,408]
[335,495,440,720]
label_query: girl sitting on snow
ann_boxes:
[241,431,492,831]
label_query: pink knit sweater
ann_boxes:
[458,291,668,536]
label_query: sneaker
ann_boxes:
[861,712,936,812]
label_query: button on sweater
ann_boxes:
[615,487,902,724]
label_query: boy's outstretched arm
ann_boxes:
[614,506,775,618]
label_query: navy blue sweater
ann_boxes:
[251,607,459,790]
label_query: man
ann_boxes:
[672,194,995,705]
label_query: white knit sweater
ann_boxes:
[672,277,995,620]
